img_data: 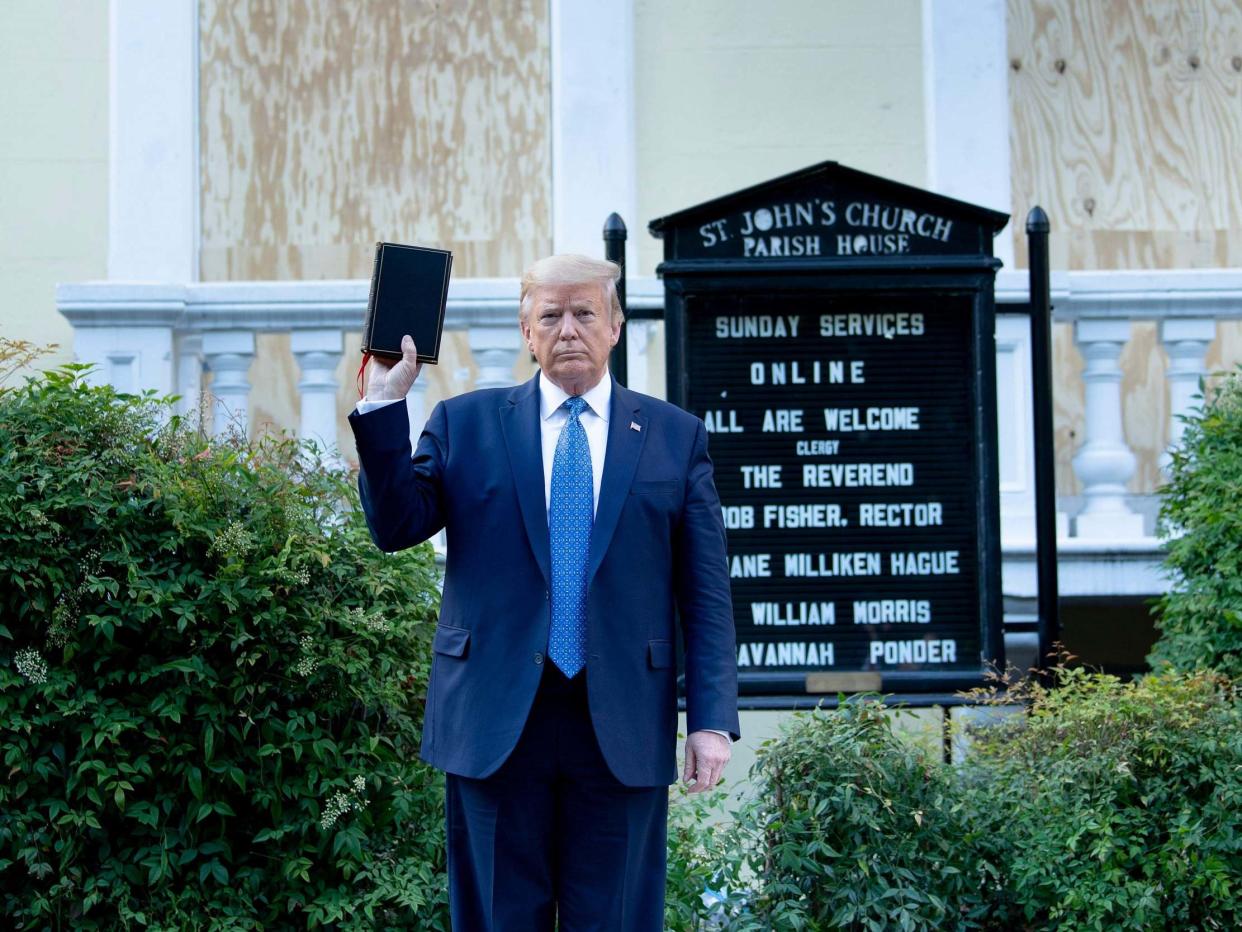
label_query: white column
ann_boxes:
[291,329,344,457]
[921,0,1014,268]
[109,0,199,281]
[175,331,203,420]
[469,326,523,390]
[1160,318,1216,465]
[1072,319,1144,537]
[202,330,254,439]
[550,0,636,267]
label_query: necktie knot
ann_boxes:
[564,396,589,418]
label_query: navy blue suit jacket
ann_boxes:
[348,375,739,787]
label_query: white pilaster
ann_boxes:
[550,0,636,266]
[469,327,523,390]
[1160,318,1216,465]
[922,0,1014,268]
[1072,319,1143,537]
[290,329,343,457]
[109,0,198,281]
[202,330,254,439]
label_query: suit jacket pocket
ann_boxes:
[631,480,679,495]
[433,625,470,658]
[648,639,673,669]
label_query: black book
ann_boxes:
[361,242,452,364]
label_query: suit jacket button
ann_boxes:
[533,652,543,665]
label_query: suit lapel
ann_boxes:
[588,380,647,582]
[499,376,551,588]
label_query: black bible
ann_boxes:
[361,242,452,364]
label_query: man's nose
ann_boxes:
[557,314,579,339]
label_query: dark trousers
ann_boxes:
[445,662,669,931]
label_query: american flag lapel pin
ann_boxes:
[630,421,641,432]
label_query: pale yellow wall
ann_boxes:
[634,0,928,277]
[0,1,108,380]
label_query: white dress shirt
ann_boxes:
[356,375,729,742]
[536,370,609,516]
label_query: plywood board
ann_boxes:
[1009,0,1242,269]
[200,0,551,281]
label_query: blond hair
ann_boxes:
[519,254,624,323]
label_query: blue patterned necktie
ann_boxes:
[548,396,592,678]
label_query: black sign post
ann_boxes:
[649,161,1009,698]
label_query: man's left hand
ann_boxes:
[682,730,731,793]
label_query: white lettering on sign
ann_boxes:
[822,407,920,431]
[750,602,836,626]
[837,233,910,256]
[736,641,836,668]
[819,313,925,338]
[698,218,730,247]
[743,235,822,257]
[843,202,953,243]
[762,409,804,432]
[784,552,881,577]
[763,504,847,528]
[740,465,782,488]
[890,551,960,576]
[729,553,771,578]
[721,505,754,529]
[714,315,801,339]
[704,409,744,433]
[858,502,943,527]
[795,439,840,456]
[868,639,957,665]
[852,600,932,624]
[802,462,914,488]
[751,361,863,386]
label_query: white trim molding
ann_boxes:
[922,0,1014,269]
[108,0,199,281]
[549,0,637,268]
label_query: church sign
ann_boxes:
[650,162,1009,696]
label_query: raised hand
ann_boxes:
[366,334,423,401]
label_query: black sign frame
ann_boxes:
[650,161,1008,697]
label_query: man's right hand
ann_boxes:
[366,334,423,401]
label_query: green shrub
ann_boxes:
[966,667,1242,931]
[667,669,1242,930]
[1150,370,1242,677]
[0,355,448,929]
[666,703,999,931]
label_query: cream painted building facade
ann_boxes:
[12,2,1242,695]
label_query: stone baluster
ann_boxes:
[1159,319,1216,468]
[469,325,523,389]
[1071,319,1144,538]
[291,329,344,461]
[202,330,255,440]
[175,332,203,422]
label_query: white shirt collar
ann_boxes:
[538,369,612,423]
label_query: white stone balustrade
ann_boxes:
[290,328,344,455]
[1160,318,1217,464]
[54,268,1242,596]
[1072,318,1143,539]
[201,330,255,440]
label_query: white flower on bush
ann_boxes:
[348,606,390,634]
[208,520,254,560]
[15,648,47,684]
[320,775,371,829]
[295,634,317,677]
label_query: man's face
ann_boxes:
[521,281,621,394]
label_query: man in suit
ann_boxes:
[349,254,739,930]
